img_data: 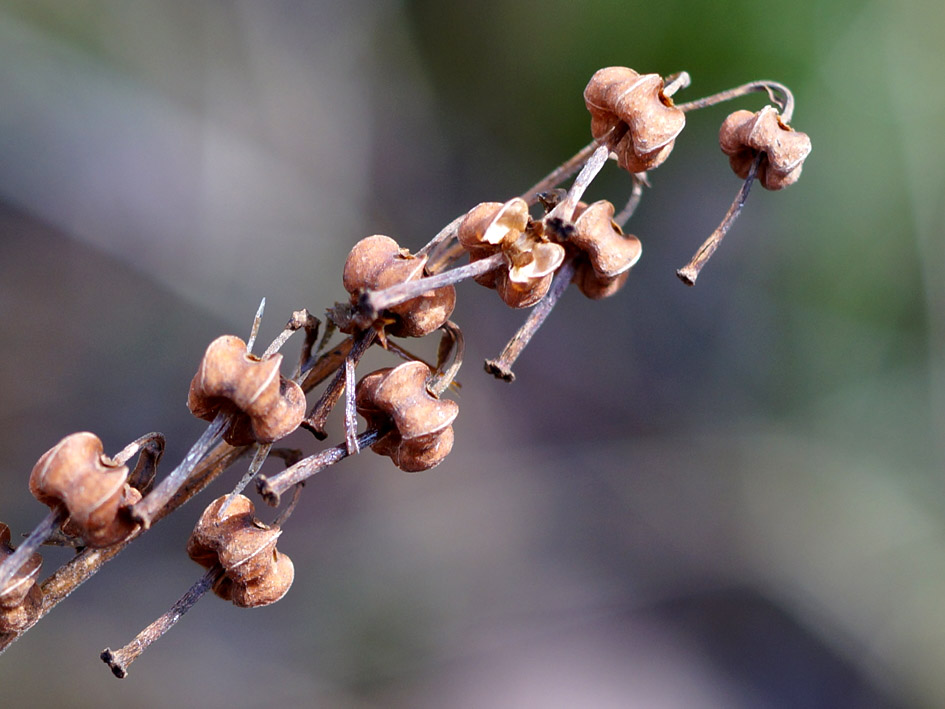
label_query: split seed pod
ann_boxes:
[458,199,565,308]
[355,361,458,472]
[719,106,812,190]
[570,200,642,299]
[342,235,456,337]
[188,335,306,446]
[584,66,686,173]
[187,495,294,608]
[29,432,141,547]
[0,523,43,632]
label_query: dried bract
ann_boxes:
[187,335,306,446]
[29,432,141,547]
[187,495,294,608]
[0,523,43,632]
[719,106,811,190]
[584,66,685,173]
[355,361,458,472]
[458,199,565,308]
[342,235,456,337]
[570,200,642,299]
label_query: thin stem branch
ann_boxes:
[0,506,66,591]
[101,566,222,678]
[416,213,464,259]
[676,152,762,286]
[520,140,599,206]
[302,328,376,439]
[675,80,794,123]
[131,411,231,529]
[614,174,646,228]
[485,258,577,382]
[358,253,505,317]
[256,428,386,507]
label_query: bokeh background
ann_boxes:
[0,1,942,707]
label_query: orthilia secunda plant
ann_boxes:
[0,65,811,675]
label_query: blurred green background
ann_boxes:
[0,1,942,707]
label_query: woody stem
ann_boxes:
[520,139,599,206]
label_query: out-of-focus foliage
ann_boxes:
[0,1,942,707]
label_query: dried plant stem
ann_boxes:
[257,429,386,507]
[101,566,222,678]
[485,258,577,382]
[358,253,505,317]
[676,80,794,122]
[416,214,464,259]
[302,328,376,439]
[615,175,646,228]
[132,411,232,529]
[548,143,612,222]
[217,443,272,517]
[521,139,598,206]
[677,152,762,286]
[0,506,67,591]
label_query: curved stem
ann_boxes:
[675,80,795,123]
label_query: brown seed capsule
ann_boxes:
[342,235,456,337]
[0,523,43,632]
[719,106,812,190]
[584,66,686,173]
[458,199,565,308]
[187,495,294,608]
[355,361,458,472]
[187,335,306,446]
[29,432,141,548]
[569,200,642,299]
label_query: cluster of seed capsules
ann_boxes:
[0,66,810,672]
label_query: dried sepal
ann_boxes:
[719,106,811,190]
[342,235,456,338]
[187,335,306,446]
[458,199,565,308]
[355,361,458,472]
[28,432,141,548]
[187,495,294,608]
[0,523,43,632]
[569,200,642,299]
[584,66,685,173]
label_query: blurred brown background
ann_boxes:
[0,1,942,707]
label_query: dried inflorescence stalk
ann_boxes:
[0,64,811,673]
